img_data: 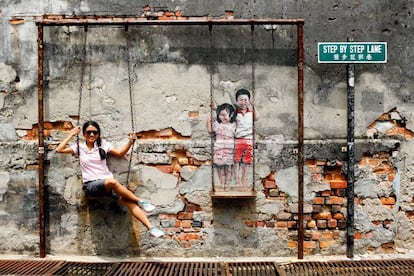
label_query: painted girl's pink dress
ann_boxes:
[212,121,236,166]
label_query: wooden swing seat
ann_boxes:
[210,188,256,199]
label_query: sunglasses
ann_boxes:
[85,130,99,135]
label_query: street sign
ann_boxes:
[318,42,387,63]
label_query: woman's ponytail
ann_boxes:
[97,137,107,160]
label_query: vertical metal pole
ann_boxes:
[37,23,46,258]
[346,61,355,258]
[297,22,304,260]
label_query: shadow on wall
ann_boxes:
[210,198,258,257]
[77,196,141,256]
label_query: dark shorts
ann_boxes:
[83,179,120,200]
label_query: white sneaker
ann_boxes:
[138,199,156,213]
[149,226,165,238]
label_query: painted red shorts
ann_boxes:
[234,138,253,164]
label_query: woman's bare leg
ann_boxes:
[118,198,152,230]
[104,178,142,203]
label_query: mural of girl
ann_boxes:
[207,102,237,191]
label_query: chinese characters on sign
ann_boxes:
[318,42,387,63]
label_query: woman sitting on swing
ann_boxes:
[56,120,164,238]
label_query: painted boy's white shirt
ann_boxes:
[235,108,254,139]
[70,140,113,182]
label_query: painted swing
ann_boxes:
[208,25,257,199]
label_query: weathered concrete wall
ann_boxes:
[1,0,414,258]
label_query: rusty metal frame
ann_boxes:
[36,15,304,259]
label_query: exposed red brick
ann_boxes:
[177,157,189,165]
[155,165,174,174]
[303,241,317,249]
[313,213,332,220]
[383,248,395,254]
[25,164,39,170]
[406,211,414,219]
[316,160,327,166]
[63,121,73,129]
[319,240,334,248]
[313,197,324,205]
[326,196,344,205]
[316,220,327,229]
[163,227,180,234]
[159,128,174,137]
[311,232,322,240]
[177,212,193,220]
[288,240,297,248]
[382,241,394,248]
[188,111,199,118]
[184,203,201,212]
[360,158,379,167]
[181,220,192,228]
[380,197,396,205]
[244,220,255,227]
[304,214,313,221]
[322,232,333,240]
[312,205,322,213]
[307,220,316,228]
[263,180,276,189]
[328,219,337,229]
[321,191,333,196]
[44,122,53,129]
[158,16,175,20]
[165,11,175,17]
[333,213,345,220]
[176,233,187,241]
[329,180,347,189]
[303,248,313,255]
[276,221,288,228]
[9,17,25,25]
[187,233,199,240]
[324,173,333,181]
[158,213,177,220]
[256,221,265,227]
[287,221,297,229]
[312,173,323,181]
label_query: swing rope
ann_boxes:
[250,24,256,193]
[208,24,216,192]
[76,26,88,157]
[125,26,136,185]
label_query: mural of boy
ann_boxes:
[233,89,259,189]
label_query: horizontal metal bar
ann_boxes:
[35,15,304,26]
